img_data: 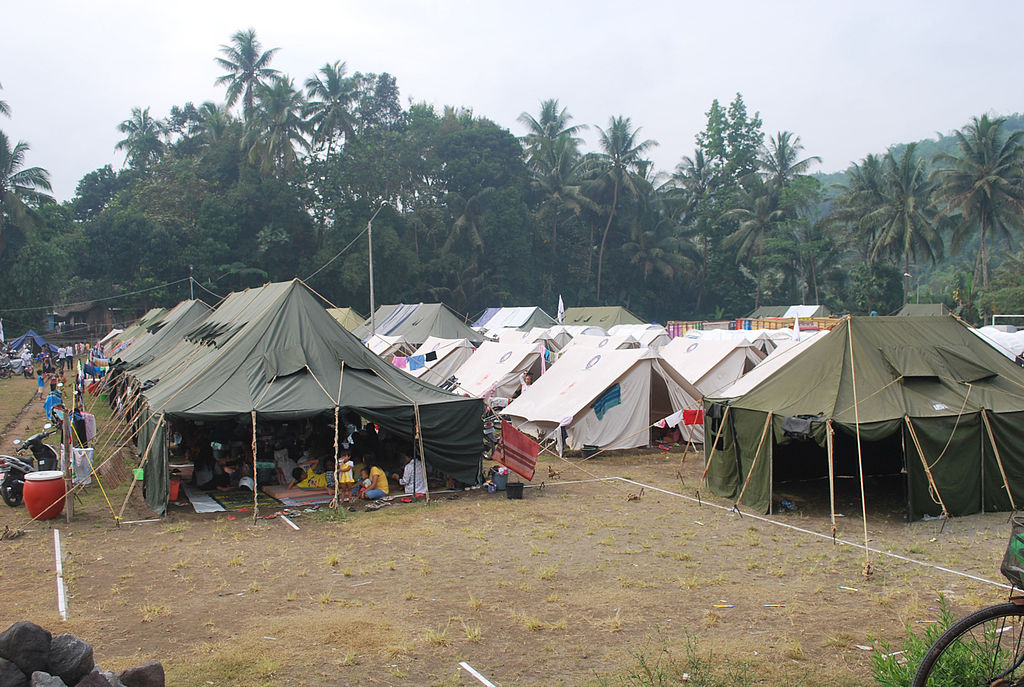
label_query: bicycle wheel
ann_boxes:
[913,602,1024,686]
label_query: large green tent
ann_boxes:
[560,306,644,330]
[103,307,169,354]
[114,299,211,369]
[327,307,365,332]
[133,281,483,515]
[704,316,1024,520]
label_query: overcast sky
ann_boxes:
[3,1,1021,201]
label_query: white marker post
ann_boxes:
[54,529,67,621]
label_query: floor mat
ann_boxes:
[182,484,224,513]
[211,488,283,511]
[262,485,335,507]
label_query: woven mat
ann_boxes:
[210,488,283,512]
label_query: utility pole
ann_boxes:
[189,265,194,300]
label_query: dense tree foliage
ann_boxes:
[2,30,1024,334]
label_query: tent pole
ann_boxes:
[117,413,165,522]
[905,416,951,521]
[981,410,1016,512]
[846,316,872,578]
[251,411,258,524]
[413,403,429,503]
[700,404,732,485]
[330,406,341,509]
[826,420,837,541]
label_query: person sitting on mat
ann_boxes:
[359,464,389,499]
[391,452,427,495]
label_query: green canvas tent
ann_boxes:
[103,307,169,353]
[114,299,212,369]
[133,281,483,515]
[560,306,644,330]
[327,307,365,332]
[896,303,951,317]
[704,316,1024,520]
[354,303,483,346]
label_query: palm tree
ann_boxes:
[244,76,309,176]
[0,131,52,258]
[931,115,1024,287]
[214,28,280,120]
[832,153,887,258]
[723,176,784,307]
[198,102,233,144]
[864,144,942,301]
[115,106,165,169]
[530,133,593,251]
[304,60,357,163]
[443,188,495,254]
[591,116,657,300]
[663,150,718,311]
[0,82,9,118]
[621,213,690,281]
[759,131,821,190]
[518,99,587,165]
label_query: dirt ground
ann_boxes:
[0,377,1016,686]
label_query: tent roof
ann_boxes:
[355,303,483,346]
[473,306,556,331]
[116,300,212,369]
[710,316,1024,423]
[327,307,365,332]
[106,307,169,352]
[897,303,951,317]
[9,330,58,353]
[561,334,639,351]
[561,306,645,329]
[660,337,763,394]
[747,304,828,319]
[364,333,413,357]
[406,336,474,380]
[453,341,546,397]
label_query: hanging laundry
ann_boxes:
[392,356,408,369]
[683,409,704,425]
[656,409,684,428]
[408,355,426,370]
[591,384,621,420]
[424,351,438,362]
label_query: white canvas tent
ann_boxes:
[560,333,640,352]
[502,347,701,452]
[453,341,547,398]
[405,336,475,386]
[545,325,606,349]
[714,329,830,399]
[473,306,556,333]
[681,328,776,354]
[364,333,414,360]
[608,324,671,348]
[974,326,1024,360]
[659,337,764,396]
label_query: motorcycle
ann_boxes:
[0,424,58,507]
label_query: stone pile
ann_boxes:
[0,622,163,687]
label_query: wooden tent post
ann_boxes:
[117,414,166,522]
[251,411,258,524]
[981,410,1017,512]
[846,317,872,578]
[330,406,341,509]
[413,403,430,503]
[826,420,837,540]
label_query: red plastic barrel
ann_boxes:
[23,471,66,520]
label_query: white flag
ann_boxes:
[656,409,684,429]
[0,318,4,343]
[557,295,564,324]
[793,317,801,342]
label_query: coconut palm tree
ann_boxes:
[518,99,586,165]
[832,153,887,257]
[443,188,495,254]
[115,106,165,169]
[931,115,1024,286]
[723,176,784,307]
[759,131,821,190]
[0,82,9,118]
[591,116,656,300]
[530,133,593,251]
[198,102,233,144]
[244,76,309,176]
[214,28,280,121]
[864,144,942,301]
[304,60,357,164]
[0,131,52,258]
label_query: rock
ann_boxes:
[47,635,92,686]
[72,671,109,687]
[0,622,52,676]
[30,672,66,687]
[0,657,28,687]
[99,672,123,687]
[115,662,162,687]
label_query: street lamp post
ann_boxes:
[903,272,912,305]
[367,203,387,337]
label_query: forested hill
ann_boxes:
[2,29,1024,335]
[816,112,1024,190]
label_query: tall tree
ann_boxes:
[931,114,1024,287]
[832,153,887,260]
[865,144,942,301]
[0,82,9,118]
[591,116,656,300]
[759,131,821,190]
[214,28,280,120]
[723,176,783,307]
[0,131,52,258]
[304,60,357,163]
[115,106,165,169]
[245,77,309,177]
[518,99,586,165]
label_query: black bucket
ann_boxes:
[581,444,599,459]
[506,482,524,499]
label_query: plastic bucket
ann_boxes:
[133,468,144,481]
[169,479,181,501]
[506,482,524,500]
[493,472,508,490]
[23,470,66,520]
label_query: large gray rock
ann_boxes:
[0,657,28,687]
[72,671,109,687]
[46,635,92,687]
[115,662,162,687]
[0,623,51,676]
[29,672,66,687]
[99,671,124,687]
